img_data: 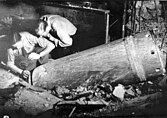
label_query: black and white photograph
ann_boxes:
[0,0,167,118]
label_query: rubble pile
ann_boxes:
[50,75,165,117]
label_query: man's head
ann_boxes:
[35,20,48,37]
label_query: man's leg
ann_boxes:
[15,55,37,84]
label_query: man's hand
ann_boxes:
[22,70,30,79]
[28,52,40,60]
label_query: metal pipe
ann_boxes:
[131,1,134,34]
[122,0,127,38]
[133,0,137,33]
[154,0,159,23]
[139,0,144,32]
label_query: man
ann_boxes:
[7,31,55,82]
[35,14,77,48]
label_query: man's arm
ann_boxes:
[28,36,55,60]
[46,33,59,47]
[39,39,55,57]
[7,49,23,74]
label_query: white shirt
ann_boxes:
[7,32,52,64]
[40,15,77,47]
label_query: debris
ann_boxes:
[135,88,142,96]
[51,86,70,98]
[97,83,113,94]
[112,84,126,101]
[55,99,108,107]
[0,35,6,39]
[125,86,136,98]
[148,81,153,84]
[69,106,77,117]
[43,103,50,108]
[71,90,93,100]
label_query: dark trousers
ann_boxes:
[14,47,49,84]
[15,47,49,72]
